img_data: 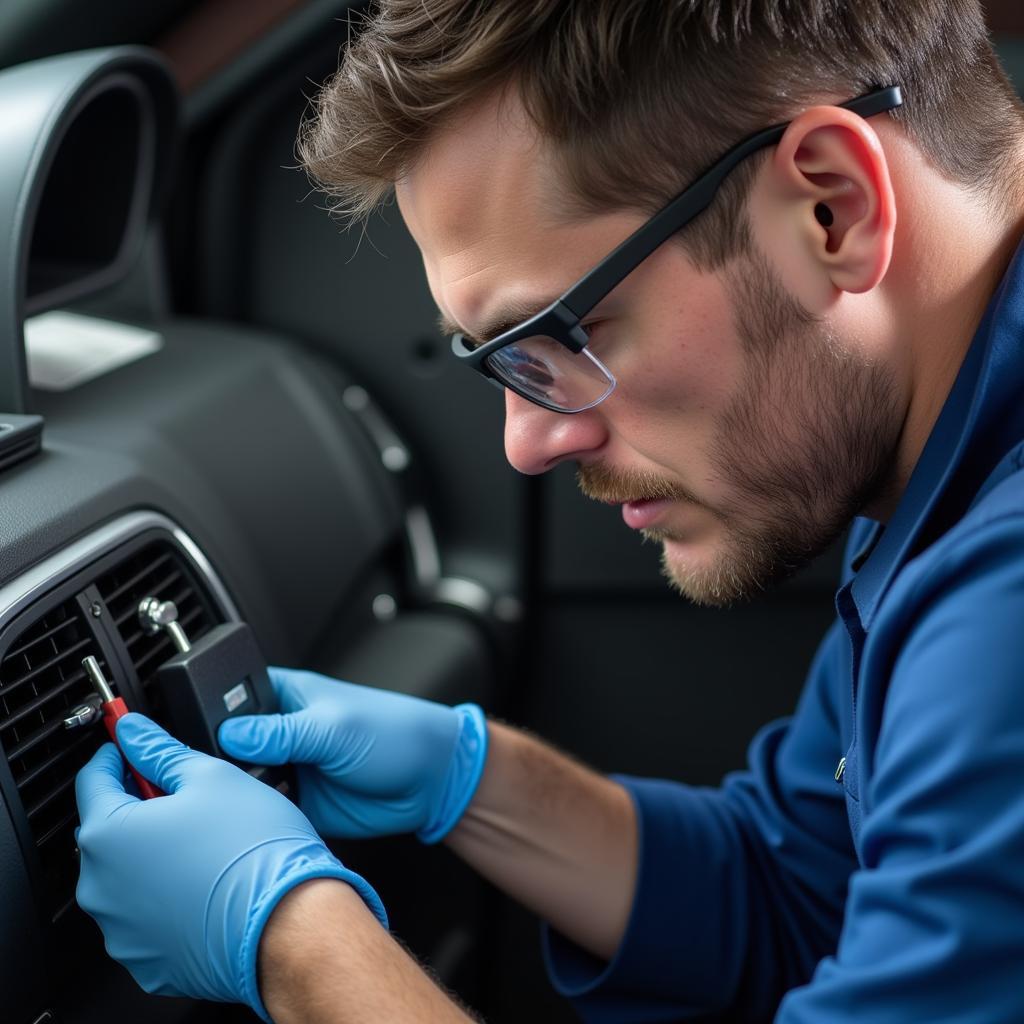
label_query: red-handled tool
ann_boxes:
[82,656,163,799]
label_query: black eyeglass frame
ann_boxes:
[450,85,904,413]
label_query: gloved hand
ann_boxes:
[218,668,488,843]
[75,713,387,1021]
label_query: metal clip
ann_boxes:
[63,694,103,730]
[138,596,191,653]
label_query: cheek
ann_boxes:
[612,305,744,453]
[594,250,750,492]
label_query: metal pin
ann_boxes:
[835,756,847,783]
[82,655,115,703]
[138,596,192,653]
[164,620,190,654]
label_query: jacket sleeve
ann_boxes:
[542,617,859,1022]
[776,512,1024,1023]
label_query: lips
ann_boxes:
[621,498,675,530]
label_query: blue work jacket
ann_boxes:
[543,240,1024,1022]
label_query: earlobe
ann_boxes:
[775,109,897,294]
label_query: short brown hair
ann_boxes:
[299,0,1024,268]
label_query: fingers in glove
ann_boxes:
[76,742,135,821]
[115,713,213,793]
[218,708,328,766]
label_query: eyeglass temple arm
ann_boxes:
[561,86,904,318]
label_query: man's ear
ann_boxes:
[771,106,897,294]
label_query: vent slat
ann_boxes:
[108,568,181,620]
[131,636,175,677]
[52,895,77,922]
[17,728,98,793]
[4,616,79,662]
[100,551,175,607]
[24,772,77,822]
[6,703,78,762]
[0,666,95,740]
[35,807,79,850]
[0,635,93,701]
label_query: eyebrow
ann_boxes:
[436,295,556,345]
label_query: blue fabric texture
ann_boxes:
[544,241,1024,1022]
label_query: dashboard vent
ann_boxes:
[0,535,224,920]
[0,599,108,915]
[95,540,216,701]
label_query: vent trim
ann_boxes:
[0,512,239,639]
[0,512,239,919]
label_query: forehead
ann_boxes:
[395,88,643,333]
[398,88,545,254]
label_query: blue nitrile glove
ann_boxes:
[218,668,488,844]
[75,713,387,1022]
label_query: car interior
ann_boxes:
[1,3,1022,1023]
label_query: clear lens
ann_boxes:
[484,336,615,412]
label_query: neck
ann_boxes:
[867,172,1024,521]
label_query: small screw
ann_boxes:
[90,601,103,618]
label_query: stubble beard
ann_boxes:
[579,252,904,607]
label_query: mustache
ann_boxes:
[576,463,696,505]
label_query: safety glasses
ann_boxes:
[450,85,903,413]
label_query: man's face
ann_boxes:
[397,91,904,605]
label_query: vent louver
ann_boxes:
[0,534,224,921]
[0,600,108,915]
[95,540,216,703]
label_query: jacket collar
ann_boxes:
[850,239,1024,628]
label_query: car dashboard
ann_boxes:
[0,44,500,1024]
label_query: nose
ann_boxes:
[503,389,609,474]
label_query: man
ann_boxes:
[75,1,1024,1021]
